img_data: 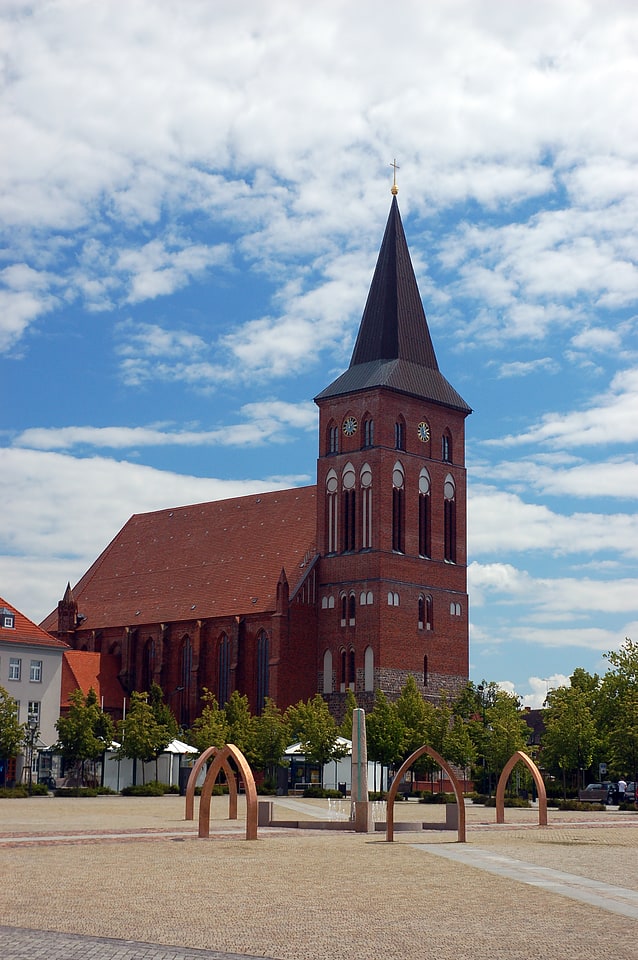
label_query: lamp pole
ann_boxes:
[26,716,39,795]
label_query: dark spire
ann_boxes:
[316,197,471,414]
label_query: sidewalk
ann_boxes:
[0,796,636,960]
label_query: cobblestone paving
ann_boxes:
[0,926,271,960]
[1,797,636,960]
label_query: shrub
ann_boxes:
[419,791,455,804]
[554,799,605,812]
[54,786,99,797]
[121,780,169,797]
[0,785,28,798]
[369,791,386,801]
[302,785,342,799]
[483,796,531,808]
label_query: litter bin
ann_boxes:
[338,782,347,796]
[179,767,191,796]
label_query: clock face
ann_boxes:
[342,416,358,437]
[417,420,430,442]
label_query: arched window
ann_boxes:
[426,595,433,630]
[341,594,347,625]
[395,417,406,451]
[342,462,356,552]
[418,596,425,629]
[360,462,372,549]
[348,593,356,624]
[442,430,453,463]
[256,630,269,714]
[418,468,431,557]
[363,418,374,447]
[387,591,400,606]
[218,633,230,706]
[326,469,338,553]
[179,635,192,727]
[340,649,347,692]
[323,649,333,694]
[392,461,405,553]
[142,638,155,691]
[327,422,339,455]
[364,646,374,691]
[444,474,456,563]
[349,648,355,691]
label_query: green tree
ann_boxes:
[483,690,530,792]
[285,694,348,783]
[541,682,599,796]
[117,691,168,785]
[186,688,229,754]
[339,687,358,739]
[224,690,256,762]
[395,675,437,788]
[147,682,179,779]
[366,689,405,791]
[443,715,477,792]
[55,687,115,786]
[252,698,290,783]
[0,686,24,783]
[600,637,638,783]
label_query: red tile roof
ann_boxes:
[61,650,125,711]
[41,486,317,631]
[0,596,69,650]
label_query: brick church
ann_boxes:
[42,189,471,726]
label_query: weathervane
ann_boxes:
[390,158,400,195]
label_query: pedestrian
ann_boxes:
[618,778,627,803]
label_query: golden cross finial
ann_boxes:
[390,158,400,195]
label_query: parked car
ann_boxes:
[578,782,617,804]
[623,781,635,802]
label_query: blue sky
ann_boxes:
[1,0,637,708]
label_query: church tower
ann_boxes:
[314,186,471,708]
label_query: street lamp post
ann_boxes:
[26,716,39,795]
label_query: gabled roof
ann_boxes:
[61,650,125,711]
[316,196,471,414]
[0,596,69,650]
[41,486,317,632]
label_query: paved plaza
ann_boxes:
[0,795,636,959]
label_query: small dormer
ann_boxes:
[1,607,15,629]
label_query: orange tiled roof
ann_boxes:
[0,596,69,649]
[61,650,125,710]
[41,485,317,631]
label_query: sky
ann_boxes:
[1,0,637,709]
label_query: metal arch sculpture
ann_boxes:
[386,745,466,843]
[495,750,547,826]
[184,745,238,822]
[198,743,258,841]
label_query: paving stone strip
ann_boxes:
[0,926,274,960]
[416,842,638,920]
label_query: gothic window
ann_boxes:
[349,648,355,690]
[395,417,406,451]
[418,467,431,558]
[348,593,356,624]
[342,462,356,552]
[450,602,462,616]
[444,474,457,563]
[340,594,347,625]
[256,630,269,714]
[323,649,333,694]
[218,633,230,706]
[363,418,374,447]
[418,596,424,629]
[360,463,372,549]
[359,590,373,605]
[426,595,433,630]
[340,649,347,691]
[442,430,453,463]
[180,636,192,727]
[418,594,433,630]
[326,469,338,553]
[364,646,374,691]
[387,592,400,606]
[327,423,339,455]
[392,461,405,552]
[142,638,155,691]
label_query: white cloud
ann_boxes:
[497,357,559,379]
[0,446,304,622]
